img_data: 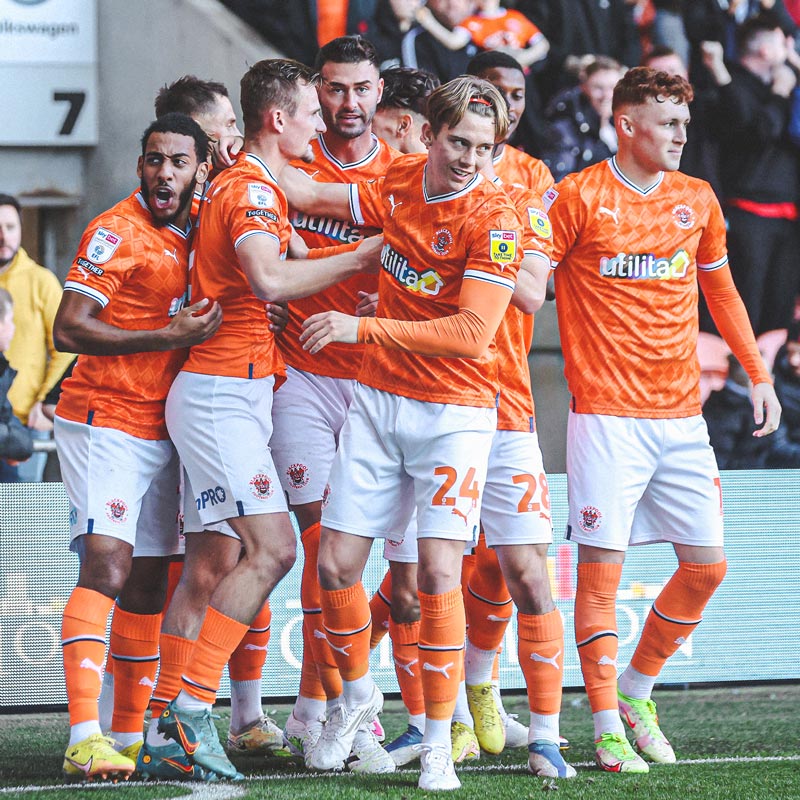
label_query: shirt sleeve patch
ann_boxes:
[247,183,274,208]
[85,227,122,264]
[527,207,552,239]
[489,230,517,264]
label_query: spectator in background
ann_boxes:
[364,0,424,70]
[652,1,690,66]
[0,193,75,482]
[372,66,440,152]
[702,12,800,336]
[540,56,625,181]
[401,0,479,82]
[0,289,33,467]
[414,0,550,71]
[766,321,800,465]
[517,0,641,103]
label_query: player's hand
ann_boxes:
[355,290,379,317]
[751,381,781,437]
[165,298,223,348]
[267,301,289,334]
[288,228,309,259]
[27,401,54,432]
[300,311,359,354]
[356,234,384,273]
[772,63,796,98]
[211,134,243,169]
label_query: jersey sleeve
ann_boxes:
[351,177,387,228]
[64,217,140,307]
[696,190,729,271]
[462,203,522,291]
[226,175,288,252]
[547,176,586,267]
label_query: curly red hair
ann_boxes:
[612,66,694,113]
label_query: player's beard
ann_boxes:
[141,178,196,227]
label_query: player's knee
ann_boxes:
[390,583,420,623]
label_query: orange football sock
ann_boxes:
[574,562,623,713]
[228,600,271,681]
[631,560,727,676]
[492,650,501,683]
[465,539,512,653]
[418,587,465,721]
[150,632,194,718]
[302,523,343,698]
[62,587,114,726]
[389,617,424,716]
[298,619,326,701]
[518,609,564,715]
[164,559,184,612]
[109,607,161,734]
[320,582,371,682]
[369,569,392,650]
[181,606,248,704]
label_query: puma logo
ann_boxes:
[79,658,103,680]
[388,194,403,216]
[244,642,269,651]
[164,247,179,263]
[598,206,620,225]
[423,661,453,679]
[138,676,155,688]
[530,649,561,670]
[451,508,469,525]
[598,655,618,668]
[393,656,418,677]
[486,614,510,623]
[314,629,352,657]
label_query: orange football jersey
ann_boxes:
[57,191,192,440]
[460,9,543,51]
[283,135,400,379]
[495,180,554,431]
[352,154,522,408]
[549,157,729,417]
[493,145,554,193]
[181,152,289,380]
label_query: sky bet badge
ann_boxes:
[86,227,121,264]
[490,230,517,264]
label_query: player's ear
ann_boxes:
[195,159,210,185]
[420,121,433,149]
[376,77,384,105]
[617,111,634,139]
[136,155,144,180]
[398,112,413,138]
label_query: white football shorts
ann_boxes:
[565,412,724,551]
[54,416,183,557]
[270,366,356,505]
[322,383,496,543]
[165,371,288,526]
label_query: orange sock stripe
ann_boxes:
[298,617,327,701]
[631,560,727,676]
[228,600,271,681]
[369,569,392,650]
[518,609,564,716]
[461,552,477,594]
[109,607,161,733]
[320,583,371,682]
[492,650,500,682]
[164,559,183,612]
[418,587,465,721]
[181,607,248,704]
[389,618,424,716]
[150,633,194,717]
[574,562,623,713]
[300,523,322,613]
[62,587,114,726]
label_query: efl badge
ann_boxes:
[86,227,121,264]
[578,505,602,533]
[527,207,552,239]
[249,473,274,500]
[286,463,310,489]
[248,183,274,208]
[105,498,129,524]
[542,187,559,211]
[431,228,453,256]
[672,204,695,230]
[489,230,517,264]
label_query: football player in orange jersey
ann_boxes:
[548,67,781,774]
[52,113,222,783]
[149,59,381,782]
[295,76,523,791]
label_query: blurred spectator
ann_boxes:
[219,0,376,66]
[766,320,800,465]
[539,56,625,181]
[703,354,773,468]
[0,288,33,468]
[414,0,550,70]
[364,0,424,69]
[652,1,690,65]
[702,13,800,336]
[401,0,479,81]
[371,66,440,151]
[517,0,641,102]
[0,193,74,482]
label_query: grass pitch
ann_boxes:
[1,683,799,799]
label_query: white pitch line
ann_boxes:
[3,755,799,794]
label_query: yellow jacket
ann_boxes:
[0,248,75,424]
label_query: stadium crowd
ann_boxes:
[0,0,794,792]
